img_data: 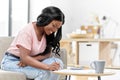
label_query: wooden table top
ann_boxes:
[105,66,120,70]
[53,69,115,76]
[61,38,120,42]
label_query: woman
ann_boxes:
[1,6,65,80]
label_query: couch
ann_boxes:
[0,37,67,80]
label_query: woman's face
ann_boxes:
[44,20,62,35]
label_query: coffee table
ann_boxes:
[53,69,115,80]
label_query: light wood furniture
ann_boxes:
[60,38,120,66]
[53,69,115,80]
[68,33,94,38]
[105,66,120,70]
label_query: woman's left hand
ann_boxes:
[18,61,27,67]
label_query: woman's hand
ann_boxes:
[17,52,52,67]
[18,61,27,67]
[47,62,60,71]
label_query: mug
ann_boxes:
[90,60,105,73]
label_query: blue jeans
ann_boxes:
[1,52,64,80]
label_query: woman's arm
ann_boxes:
[32,53,51,61]
[17,45,60,71]
[18,54,51,67]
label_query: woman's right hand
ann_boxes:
[47,62,60,71]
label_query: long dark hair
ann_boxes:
[36,6,65,56]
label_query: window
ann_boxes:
[0,0,9,36]
[12,0,28,36]
[0,0,51,37]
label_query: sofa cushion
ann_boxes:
[0,37,14,63]
[0,69,26,80]
[0,37,14,69]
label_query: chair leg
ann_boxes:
[65,75,67,80]
[27,78,34,80]
[65,75,71,80]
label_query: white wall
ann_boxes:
[0,0,9,36]
[1,0,120,38]
[51,0,74,38]
[51,0,120,38]
[12,0,28,36]
[30,0,51,22]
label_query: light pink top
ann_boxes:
[7,22,46,56]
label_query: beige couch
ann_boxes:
[0,37,67,80]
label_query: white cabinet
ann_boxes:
[79,42,99,66]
